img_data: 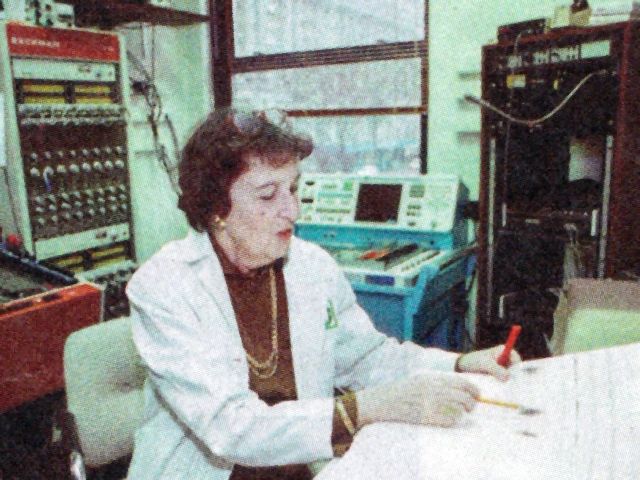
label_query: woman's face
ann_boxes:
[213,153,300,273]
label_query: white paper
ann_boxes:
[316,345,640,480]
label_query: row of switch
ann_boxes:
[18,103,124,126]
[29,159,126,178]
[32,203,128,226]
[30,184,130,234]
[27,147,128,189]
[32,185,128,209]
[32,204,129,234]
[18,104,124,118]
[27,146,126,164]
[20,115,125,127]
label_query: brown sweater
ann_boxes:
[211,240,356,480]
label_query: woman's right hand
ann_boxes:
[355,373,479,428]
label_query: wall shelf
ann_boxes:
[64,1,209,28]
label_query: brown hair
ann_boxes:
[177,109,313,231]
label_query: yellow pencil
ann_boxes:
[477,396,521,409]
[478,396,542,415]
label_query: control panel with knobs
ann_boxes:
[24,145,132,240]
[0,22,135,261]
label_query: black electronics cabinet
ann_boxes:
[476,22,640,358]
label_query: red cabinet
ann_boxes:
[0,283,102,413]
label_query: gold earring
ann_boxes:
[212,215,226,230]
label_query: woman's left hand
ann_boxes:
[456,346,522,382]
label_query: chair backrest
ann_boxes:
[64,316,146,468]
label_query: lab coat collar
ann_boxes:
[167,229,238,331]
[172,228,216,263]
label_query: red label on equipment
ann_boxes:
[7,23,120,62]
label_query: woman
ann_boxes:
[126,109,520,480]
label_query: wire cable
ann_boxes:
[465,69,609,128]
[164,114,182,195]
[126,49,163,125]
[124,30,180,195]
[126,49,152,83]
[126,44,178,199]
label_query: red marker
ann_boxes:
[497,325,521,367]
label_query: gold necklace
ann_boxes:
[244,267,279,379]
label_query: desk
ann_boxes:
[316,343,640,480]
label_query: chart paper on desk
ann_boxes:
[422,349,640,480]
[418,365,576,480]
[317,346,640,480]
[411,365,577,480]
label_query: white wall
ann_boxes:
[427,0,570,200]
[123,0,212,262]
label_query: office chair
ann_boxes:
[63,316,146,479]
[62,316,330,479]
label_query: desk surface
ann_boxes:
[316,343,640,480]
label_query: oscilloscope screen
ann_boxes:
[354,183,402,223]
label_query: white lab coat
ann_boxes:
[126,229,458,479]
